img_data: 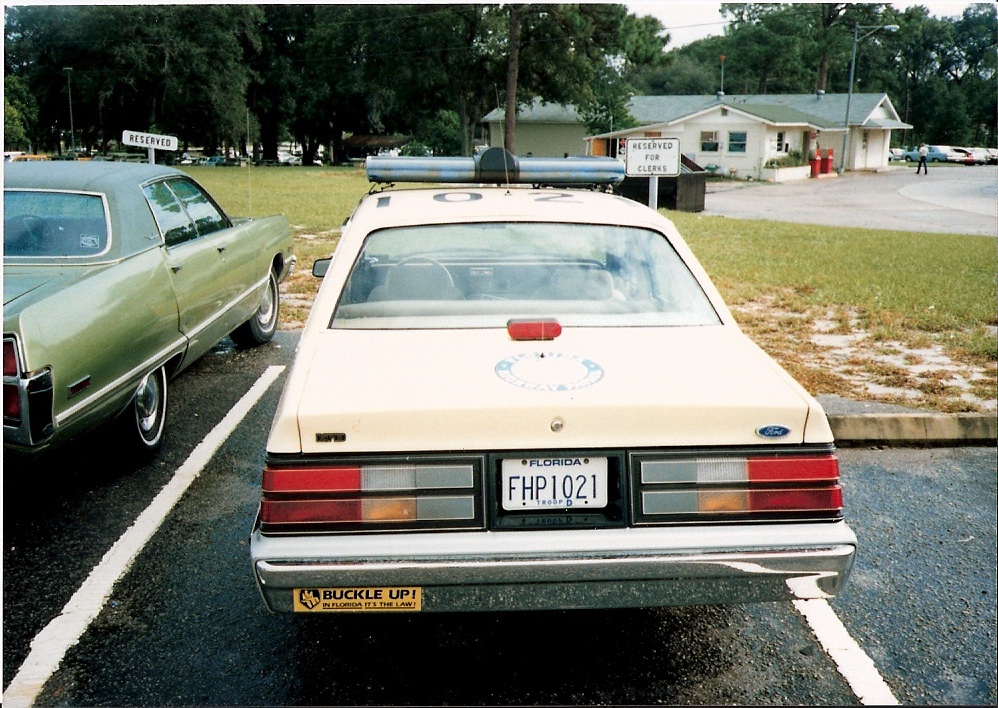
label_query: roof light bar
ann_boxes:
[366,147,625,187]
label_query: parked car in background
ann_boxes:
[903,145,961,163]
[986,148,998,165]
[10,154,51,162]
[888,148,906,162]
[4,162,295,457]
[958,147,989,165]
[250,149,856,616]
[199,155,235,167]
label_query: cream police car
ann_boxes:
[250,149,856,614]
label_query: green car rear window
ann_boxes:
[3,190,109,258]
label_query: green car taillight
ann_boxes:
[3,338,21,422]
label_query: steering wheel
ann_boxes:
[394,255,455,286]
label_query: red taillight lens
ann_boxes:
[263,466,362,493]
[507,319,561,341]
[748,487,843,513]
[260,462,483,531]
[262,498,363,524]
[3,384,20,421]
[3,340,19,377]
[636,453,842,522]
[747,456,840,482]
[3,340,21,422]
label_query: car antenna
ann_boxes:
[492,87,512,191]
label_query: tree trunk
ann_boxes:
[260,118,280,161]
[817,55,829,91]
[459,94,471,156]
[503,5,523,154]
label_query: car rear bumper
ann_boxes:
[250,520,857,613]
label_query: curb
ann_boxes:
[828,413,998,447]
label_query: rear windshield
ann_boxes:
[331,222,720,329]
[3,190,110,258]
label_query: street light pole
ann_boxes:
[839,23,899,175]
[63,67,76,154]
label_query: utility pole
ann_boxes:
[63,67,76,154]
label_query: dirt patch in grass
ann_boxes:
[730,294,996,414]
[279,229,341,327]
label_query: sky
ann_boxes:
[623,1,981,47]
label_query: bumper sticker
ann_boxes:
[293,587,422,612]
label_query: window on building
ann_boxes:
[700,131,719,152]
[728,132,747,153]
[776,131,787,152]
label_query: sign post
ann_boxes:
[623,138,681,210]
[121,130,179,165]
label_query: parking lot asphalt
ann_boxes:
[704,164,997,237]
[701,165,997,446]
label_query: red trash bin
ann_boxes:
[821,148,833,174]
[810,149,821,177]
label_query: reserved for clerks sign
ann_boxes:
[624,138,680,177]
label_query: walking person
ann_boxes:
[916,143,929,175]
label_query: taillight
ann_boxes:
[3,339,21,422]
[3,340,18,377]
[260,461,484,532]
[633,453,843,523]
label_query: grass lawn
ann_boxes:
[669,211,996,410]
[184,164,997,412]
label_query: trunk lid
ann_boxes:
[272,325,831,454]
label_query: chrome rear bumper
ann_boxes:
[251,521,856,613]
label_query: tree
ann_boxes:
[4,5,261,155]
[497,3,664,150]
[5,2,991,160]
[385,4,505,156]
[246,5,315,161]
[630,53,713,96]
[716,3,889,92]
[4,75,37,150]
[948,4,998,145]
[581,12,668,135]
[578,62,638,135]
[503,4,524,153]
[412,109,463,156]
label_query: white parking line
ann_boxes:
[794,598,899,705]
[2,366,285,708]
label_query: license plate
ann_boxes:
[292,587,422,612]
[501,457,608,510]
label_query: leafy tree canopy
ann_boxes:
[4,3,994,155]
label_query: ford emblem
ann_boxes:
[756,424,791,439]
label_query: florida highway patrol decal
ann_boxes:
[495,352,604,392]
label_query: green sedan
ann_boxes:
[3,161,295,457]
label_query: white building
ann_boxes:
[483,93,912,180]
